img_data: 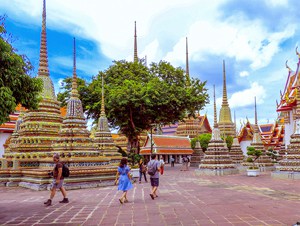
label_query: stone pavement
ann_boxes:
[0,165,300,226]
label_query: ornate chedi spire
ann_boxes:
[218,60,235,137]
[37,0,56,100]
[197,85,237,176]
[52,38,96,154]
[133,21,138,63]
[94,75,121,159]
[175,38,212,138]
[248,97,274,170]
[13,0,63,154]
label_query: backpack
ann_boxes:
[147,161,156,176]
[62,164,70,177]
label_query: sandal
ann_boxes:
[119,198,124,204]
[124,199,129,203]
[150,194,155,200]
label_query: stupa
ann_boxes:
[94,75,122,161]
[52,38,96,154]
[229,112,245,164]
[0,0,117,190]
[190,141,204,167]
[246,97,274,171]
[229,138,245,164]
[13,0,63,153]
[196,86,238,176]
[176,38,212,138]
[218,61,235,137]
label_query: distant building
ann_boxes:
[140,134,193,163]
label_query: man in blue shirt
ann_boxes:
[147,154,160,199]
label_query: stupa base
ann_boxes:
[0,166,117,191]
[195,168,238,176]
[271,171,300,180]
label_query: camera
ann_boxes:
[48,171,53,177]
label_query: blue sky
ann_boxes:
[1,0,299,130]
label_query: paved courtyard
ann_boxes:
[0,165,300,226]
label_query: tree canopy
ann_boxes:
[58,60,209,152]
[0,16,42,124]
[191,133,212,151]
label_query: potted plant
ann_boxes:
[246,146,262,177]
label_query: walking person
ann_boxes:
[44,153,69,206]
[138,158,148,183]
[171,156,175,167]
[147,154,160,200]
[159,156,165,175]
[116,158,133,204]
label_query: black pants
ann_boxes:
[171,161,175,167]
[139,171,147,182]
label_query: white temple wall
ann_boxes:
[284,112,294,148]
[0,133,10,157]
[240,140,252,156]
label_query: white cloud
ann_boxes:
[229,82,266,108]
[239,71,249,77]
[164,17,296,70]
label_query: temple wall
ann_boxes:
[0,133,10,157]
[285,112,294,147]
[240,140,251,156]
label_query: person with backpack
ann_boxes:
[138,158,148,183]
[44,153,69,206]
[147,154,160,200]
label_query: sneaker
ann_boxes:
[59,198,69,203]
[44,199,52,206]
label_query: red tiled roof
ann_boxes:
[150,135,191,148]
[140,149,193,155]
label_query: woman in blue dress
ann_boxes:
[116,158,133,204]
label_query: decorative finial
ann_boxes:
[100,74,105,117]
[213,85,218,128]
[134,21,138,63]
[296,46,300,58]
[71,37,79,98]
[38,0,49,77]
[222,60,228,105]
[285,60,291,71]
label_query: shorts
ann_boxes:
[51,179,64,189]
[150,178,159,187]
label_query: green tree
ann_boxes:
[246,146,262,168]
[225,135,233,150]
[0,16,42,124]
[66,60,207,153]
[191,133,211,151]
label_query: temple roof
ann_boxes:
[238,120,284,148]
[277,54,300,112]
[140,134,193,155]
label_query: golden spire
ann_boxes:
[213,85,218,128]
[71,37,79,98]
[222,60,228,106]
[134,21,138,63]
[38,0,49,77]
[100,74,105,117]
[185,37,191,87]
